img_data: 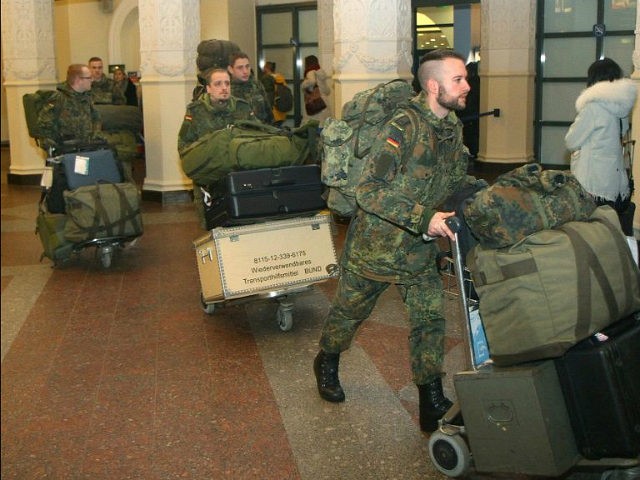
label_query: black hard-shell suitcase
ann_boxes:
[59,149,123,189]
[205,164,325,229]
[554,314,640,459]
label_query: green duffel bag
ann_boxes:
[467,206,640,367]
[63,182,143,243]
[180,120,312,185]
[36,209,74,263]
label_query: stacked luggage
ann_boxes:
[192,163,337,329]
[22,90,144,268]
[427,164,640,478]
[180,97,335,328]
[37,147,143,268]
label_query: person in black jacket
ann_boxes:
[113,67,138,107]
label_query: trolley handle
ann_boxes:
[445,216,463,234]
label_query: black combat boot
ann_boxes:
[418,378,453,432]
[313,350,345,403]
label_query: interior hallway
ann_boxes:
[1,145,610,480]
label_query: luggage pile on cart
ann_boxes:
[36,146,143,268]
[183,107,335,329]
[428,165,640,479]
[23,92,143,268]
[192,164,338,330]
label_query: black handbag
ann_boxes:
[304,85,327,115]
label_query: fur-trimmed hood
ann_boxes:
[575,77,637,118]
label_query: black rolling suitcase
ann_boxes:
[554,314,640,459]
[204,164,326,229]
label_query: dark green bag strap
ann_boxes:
[232,119,286,136]
[559,219,621,338]
[89,184,112,238]
[103,183,141,236]
[592,215,638,313]
[88,183,141,238]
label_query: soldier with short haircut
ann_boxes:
[88,56,125,105]
[228,52,274,125]
[178,68,256,227]
[37,64,102,152]
[178,68,255,153]
[313,49,484,433]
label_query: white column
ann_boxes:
[1,0,58,179]
[477,0,536,165]
[138,0,200,202]
[330,0,413,117]
[631,5,640,238]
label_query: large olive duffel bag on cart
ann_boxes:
[63,182,143,243]
[180,120,318,186]
[467,206,640,366]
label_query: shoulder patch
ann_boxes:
[386,123,405,149]
[184,114,192,121]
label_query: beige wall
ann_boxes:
[54,0,114,77]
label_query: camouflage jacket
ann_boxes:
[231,78,274,125]
[91,75,125,105]
[177,94,255,154]
[343,92,475,283]
[37,83,102,149]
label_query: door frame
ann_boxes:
[256,2,317,126]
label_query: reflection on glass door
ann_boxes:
[257,3,318,127]
[535,0,635,165]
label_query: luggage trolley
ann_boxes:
[428,217,640,479]
[38,146,143,269]
[194,212,340,331]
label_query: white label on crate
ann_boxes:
[74,155,90,175]
[214,215,339,298]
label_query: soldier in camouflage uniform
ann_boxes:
[314,49,482,433]
[88,57,126,105]
[178,68,256,227]
[228,52,274,125]
[37,64,102,153]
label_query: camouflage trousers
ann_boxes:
[319,268,446,385]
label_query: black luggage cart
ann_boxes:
[428,217,640,479]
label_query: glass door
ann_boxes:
[257,2,317,127]
[535,0,636,165]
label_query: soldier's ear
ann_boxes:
[426,78,439,95]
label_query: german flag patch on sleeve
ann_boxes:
[386,125,403,149]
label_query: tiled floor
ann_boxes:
[0,145,628,480]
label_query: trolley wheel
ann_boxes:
[200,294,216,315]
[428,430,471,478]
[99,245,114,268]
[276,305,293,332]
